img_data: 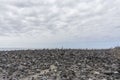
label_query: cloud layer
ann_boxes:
[0,0,120,48]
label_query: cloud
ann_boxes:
[0,0,120,48]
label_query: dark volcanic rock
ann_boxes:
[0,48,120,80]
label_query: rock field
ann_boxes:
[0,47,120,80]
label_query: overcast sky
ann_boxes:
[0,0,120,49]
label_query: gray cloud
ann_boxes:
[0,0,120,47]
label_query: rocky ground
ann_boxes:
[0,47,120,80]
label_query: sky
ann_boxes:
[0,0,120,49]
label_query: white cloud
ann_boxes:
[0,0,120,48]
